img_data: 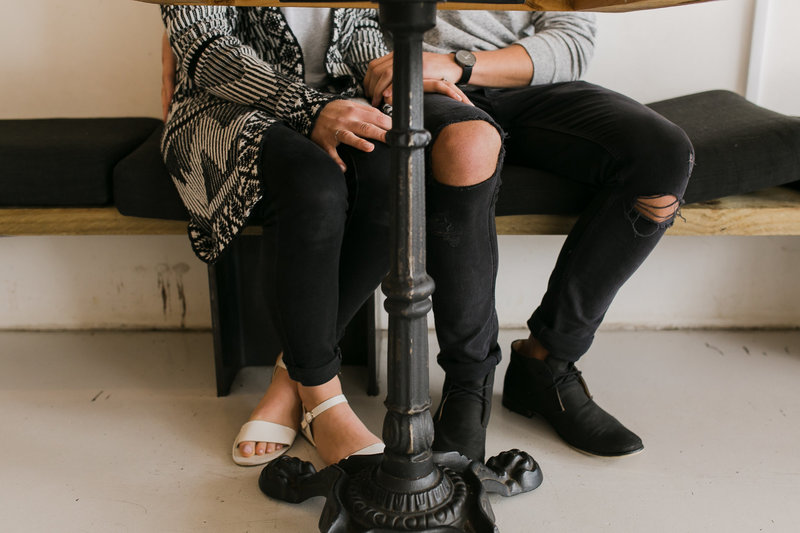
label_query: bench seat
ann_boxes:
[2,89,799,396]
[5,185,800,237]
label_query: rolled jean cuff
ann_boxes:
[437,343,501,382]
[284,347,342,387]
[527,309,593,363]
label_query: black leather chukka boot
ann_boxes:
[502,342,643,457]
[432,367,495,463]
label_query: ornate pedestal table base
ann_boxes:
[260,451,542,532]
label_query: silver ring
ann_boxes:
[334,129,342,142]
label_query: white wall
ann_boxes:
[492,235,800,331]
[586,0,755,104]
[756,0,800,115]
[2,0,799,331]
[0,0,163,119]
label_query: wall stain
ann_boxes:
[173,262,190,328]
[156,262,191,328]
[705,342,724,356]
[157,264,171,316]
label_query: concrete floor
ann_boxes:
[1,329,798,532]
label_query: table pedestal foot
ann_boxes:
[259,449,542,532]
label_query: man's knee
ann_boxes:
[626,118,694,192]
[431,120,502,187]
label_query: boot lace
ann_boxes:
[549,363,591,411]
[445,380,491,405]
[550,364,583,390]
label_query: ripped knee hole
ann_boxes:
[632,194,681,224]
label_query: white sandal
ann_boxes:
[231,355,298,466]
[301,394,385,459]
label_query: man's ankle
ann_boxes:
[514,337,549,361]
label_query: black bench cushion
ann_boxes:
[649,90,800,204]
[0,118,161,206]
[497,90,800,216]
[113,125,189,221]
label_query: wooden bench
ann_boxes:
[5,186,800,238]
[3,90,799,397]
[3,184,800,393]
[3,196,800,398]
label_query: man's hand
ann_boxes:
[310,100,393,172]
[364,52,471,107]
[161,31,177,122]
[365,47,535,105]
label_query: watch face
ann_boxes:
[455,50,476,68]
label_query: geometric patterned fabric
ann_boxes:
[160,7,389,263]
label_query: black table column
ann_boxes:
[376,0,437,486]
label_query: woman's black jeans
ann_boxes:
[466,81,695,363]
[258,124,392,386]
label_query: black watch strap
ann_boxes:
[457,64,473,85]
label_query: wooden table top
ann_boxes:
[138,0,716,13]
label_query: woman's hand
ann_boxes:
[310,99,392,172]
[161,31,177,121]
[363,52,470,107]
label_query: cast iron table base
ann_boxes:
[260,450,542,532]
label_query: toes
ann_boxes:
[239,442,255,457]
[240,441,285,457]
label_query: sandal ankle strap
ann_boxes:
[304,394,348,426]
[301,394,348,447]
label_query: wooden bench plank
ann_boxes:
[3,187,800,237]
[495,187,800,236]
[670,187,800,236]
[0,207,266,237]
[0,207,188,236]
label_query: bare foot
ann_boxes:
[298,377,382,465]
[238,359,302,459]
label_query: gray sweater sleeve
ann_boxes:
[519,12,597,85]
[425,11,596,87]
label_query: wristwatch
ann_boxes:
[454,50,476,85]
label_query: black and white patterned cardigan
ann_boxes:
[161,7,389,263]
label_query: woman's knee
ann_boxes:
[431,120,502,187]
[264,151,349,237]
